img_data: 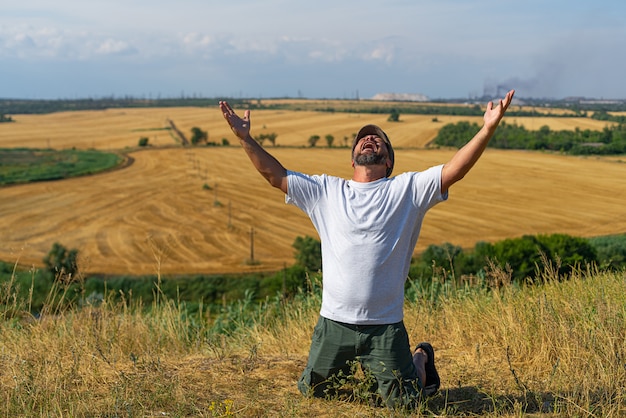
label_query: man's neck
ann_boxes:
[352,165,387,183]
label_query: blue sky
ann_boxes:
[1,0,625,100]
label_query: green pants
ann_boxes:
[298,316,422,408]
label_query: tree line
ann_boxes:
[312,104,588,118]
[433,120,626,155]
[3,96,624,117]
[408,234,624,285]
[590,109,626,124]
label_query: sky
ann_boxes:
[1,0,625,100]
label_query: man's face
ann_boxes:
[353,134,388,167]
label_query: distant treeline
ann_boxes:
[2,96,626,116]
[433,120,626,155]
[0,97,248,115]
[591,109,626,123]
[240,101,589,118]
[309,105,585,118]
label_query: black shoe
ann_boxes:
[415,342,440,396]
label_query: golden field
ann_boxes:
[1,104,625,275]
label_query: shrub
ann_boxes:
[307,135,320,147]
[190,127,208,145]
[387,109,400,122]
[258,264,308,298]
[43,242,79,279]
[411,233,600,285]
[587,234,626,270]
[292,235,321,272]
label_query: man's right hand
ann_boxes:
[218,100,288,193]
[219,101,251,140]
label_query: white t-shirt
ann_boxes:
[286,165,447,325]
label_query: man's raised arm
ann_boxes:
[441,89,515,194]
[219,101,288,193]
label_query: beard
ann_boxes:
[354,152,386,167]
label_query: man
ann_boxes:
[219,89,515,408]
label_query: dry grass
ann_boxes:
[1,105,625,275]
[2,265,625,416]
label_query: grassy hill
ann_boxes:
[1,264,624,416]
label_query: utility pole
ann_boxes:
[249,227,255,264]
[282,262,287,298]
[228,200,232,228]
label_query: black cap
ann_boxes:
[352,124,394,177]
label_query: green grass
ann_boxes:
[0,148,123,185]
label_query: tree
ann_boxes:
[138,136,149,147]
[308,135,320,147]
[475,233,598,283]
[0,114,14,123]
[292,235,322,271]
[258,132,278,146]
[43,242,79,278]
[267,132,278,146]
[589,234,626,270]
[411,242,467,281]
[536,233,597,278]
[190,127,208,145]
[388,108,400,122]
[325,134,334,148]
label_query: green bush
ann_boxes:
[190,127,208,145]
[292,235,321,272]
[259,264,308,299]
[411,233,601,285]
[588,234,626,270]
[433,121,626,155]
[387,108,400,122]
[43,242,79,278]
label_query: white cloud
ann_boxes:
[10,33,36,49]
[362,44,396,65]
[182,33,214,49]
[94,39,136,56]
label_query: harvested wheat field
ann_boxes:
[0,104,614,150]
[1,105,625,275]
